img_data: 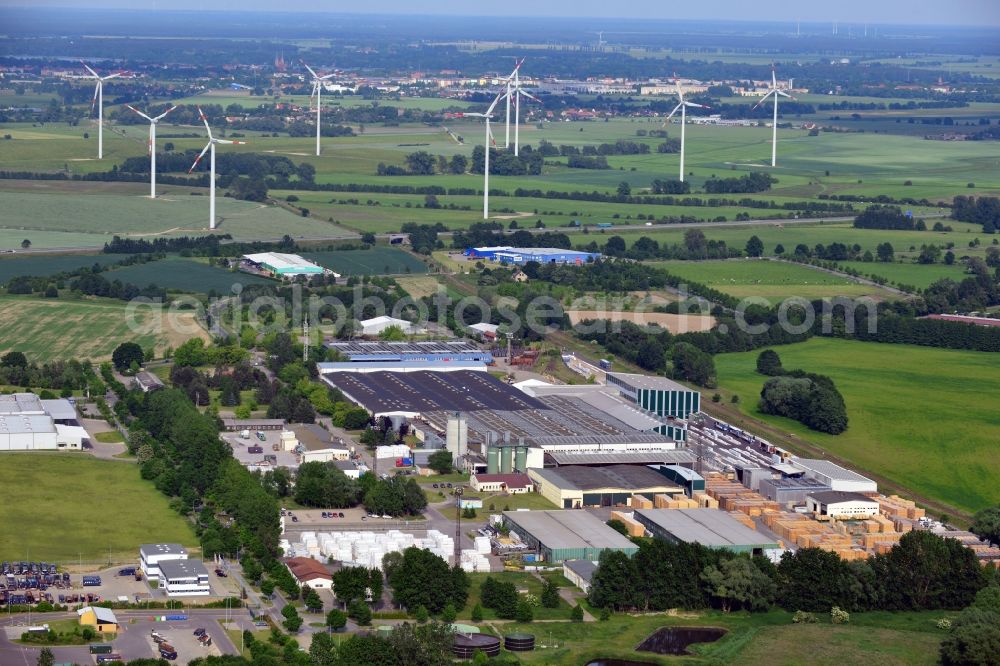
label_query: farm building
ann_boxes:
[357,315,419,336]
[632,509,781,555]
[77,606,118,634]
[528,465,683,509]
[285,557,333,590]
[466,247,600,266]
[139,543,188,581]
[242,252,331,278]
[806,491,880,519]
[562,559,598,593]
[470,473,534,494]
[502,510,639,562]
[156,559,211,597]
[792,459,878,493]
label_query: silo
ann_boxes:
[514,446,527,472]
[500,446,513,474]
[487,447,499,474]
[446,412,468,458]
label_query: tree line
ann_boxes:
[756,350,849,435]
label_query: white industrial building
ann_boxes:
[156,559,211,597]
[0,393,86,451]
[807,491,880,519]
[139,543,189,581]
[300,447,351,463]
[357,316,418,336]
[792,459,878,493]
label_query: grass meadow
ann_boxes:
[300,248,430,275]
[0,453,196,562]
[649,258,889,302]
[0,295,208,360]
[713,338,1000,514]
[103,255,275,294]
[835,259,972,289]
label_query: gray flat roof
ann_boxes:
[140,543,188,558]
[761,477,830,490]
[563,559,598,582]
[607,372,691,392]
[0,414,55,434]
[808,491,878,505]
[541,392,667,432]
[325,340,482,355]
[157,558,209,579]
[0,393,44,414]
[531,465,682,492]
[40,399,77,421]
[545,450,697,466]
[634,509,779,548]
[794,459,875,484]
[503,510,636,551]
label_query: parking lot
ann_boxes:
[226,430,301,470]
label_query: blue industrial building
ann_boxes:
[465,247,601,265]
[323,340,493,364]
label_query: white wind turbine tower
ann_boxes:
[188,107,246,230]
[80,61,121,160]
[302,61,335,156]
[125,104,177,198]
[458,91,504,219]
[662,73,709,182]
[499,58,539,157]
[754,65,796,167]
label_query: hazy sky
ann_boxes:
[8,0,1000,26]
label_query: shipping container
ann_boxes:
[90,644,114,654]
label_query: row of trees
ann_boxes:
[952,195,1000,233]
[589,532,993,615]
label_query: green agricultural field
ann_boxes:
[836,260,972,290]
[104,256,275,293]
[501,608,950,665]
[0,295,208,361]
[0,184,358,249]
[714,338,1000,514]
[569,221,984,259]
[300,248,430,275]
[649,258,889,301]
[0,453,196,562]
[0,253,109,284]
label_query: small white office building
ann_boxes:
[157,559,211,597]
[139,543,189,581]
[807,491,880,520]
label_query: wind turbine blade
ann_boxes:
[126,104,153,122]
[102,73,121,81]
[686,102,710,109]
[188,142,212,173]
[301,61,319,80]
[90,82,100,115]
[486,90,505,116]
[80,61,99,78]
[752,91,776,110]
[778,91,795,99]
[215,139,247,145]
[197,106,212,139]
[519,90,541,102]
[771,65,777,88]
[667,102,682,119]
[152,105,177,122]
[319,73,336,80]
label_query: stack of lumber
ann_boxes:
[878,495,925,520]
[654,494,700,509]
[610,511,647,537]
[630,495,653,510]
[692,492,719,509]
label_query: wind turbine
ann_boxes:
[458,91,504,219]
[662,74,709,183]
[188,107,246,230]
[498,58,539,157]
[302,61,335,156]
[125,104,177,199]
[754,65,796,167]
[80,61,121,160]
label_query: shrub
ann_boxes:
[830,606,850,624]
[793,610,818,624]
[937,618,952,630]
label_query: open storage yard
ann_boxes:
[0,453,196,562]
[714,338,1000,514]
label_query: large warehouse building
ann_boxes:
[242,252,332,278]
[606,372,701,440]
[322,371,687,475]
[318,341,493,374]
[632,509,781,555]
[465,246,601,265]
[502,510,639,562]
[792,459,878,493]
[528,465,684,509]
[0,393,87,451]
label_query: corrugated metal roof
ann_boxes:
[545,450,697,466]
[503,510,636,552]
[530,465,681,492]
[634,509,778,548]
[794,459,875,484]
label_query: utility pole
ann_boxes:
[303,316,309,363]
[454,486,464,566]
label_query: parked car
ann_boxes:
[214,569,227,578]
[193,628,206,637]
